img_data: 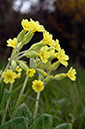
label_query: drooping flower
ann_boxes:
[7,38,20,49]
[66,67,76,81]
[53,39,61,51]
[16,72,21,79]
[21,19,31,31]
[42,31,54,46]
[15,66,22,72]
[32,80,44,93]
[21,19,45,32]
[37,46,49,63]
[7,38,17,49]
[55,49,69,67]
[26,68,36,77]
[2,69,17,84]
[29,19,45,32]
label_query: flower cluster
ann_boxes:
[1,18,76,93]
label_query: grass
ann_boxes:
[0,61,85,128]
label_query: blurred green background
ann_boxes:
[0,0,85,67]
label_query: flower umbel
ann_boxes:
[66,67,76,81]
[26,68,36,77]
[2,69,17,84]
[32,80,44,93]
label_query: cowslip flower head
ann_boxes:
[2,69,17,84]
[32,80,44,93]
[43,31,54,46]
[66,67,76,81]
[37,46,49,63]
[55,49,69,67]
[26,68,36,77]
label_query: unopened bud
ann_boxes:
[51,61,60,71]
[11,60,17,69]
[53,73,66,80]
[44,75,53,82]
[36,68,47,77]
[29,41,44,52]
[25,51,38,58]
[17,60,28,71]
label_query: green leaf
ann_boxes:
[53,123,72,129]
[0,84,23,110]
[0,81,4,103]
[14,103,33,127]
[0,117,29,129]
[29,113,52,129]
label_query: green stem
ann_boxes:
[1,84,13,124]
[33,92,41,121]
[12,76,28,118]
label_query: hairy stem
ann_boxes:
[33,92,41,121]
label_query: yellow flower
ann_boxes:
[32,80,44,93]
[43,31,54,46]
[53,39,61,51]
[16,72,21,79]
[21,19,31,31]
[7,38,20,49]
[26,68,36,77]
[15,66,22,72]
[55,49,69,67]
[21,19,45,32]
[66,67,76,81]
[2,69,17,84]
[38,46,49,63]
[29,19,45,32]
[49,48,55,56]
[7,38,17,49]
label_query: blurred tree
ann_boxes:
[48,0,85,66]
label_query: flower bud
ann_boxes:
[29,41,44,52]
[44,75,53,82]
[22,31,34,45]
[25,51,38,58]
[53,73,66,80]
[36,68,47,77]
[17,60,28,71]
[11,60,17,69]
[51,61,60,71]
[17,30,26,43]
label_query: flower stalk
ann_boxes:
[33,91,41,121]
[12,76,28,118]
[1,84,13,124]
